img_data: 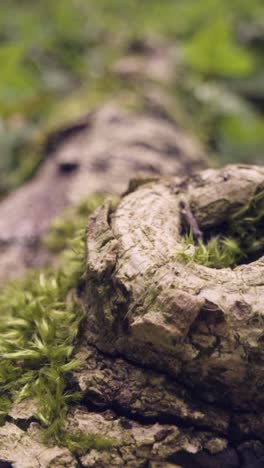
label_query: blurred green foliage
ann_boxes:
[185,18,254,77]
[0,0,263,196]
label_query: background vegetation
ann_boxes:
[0,0,263,197]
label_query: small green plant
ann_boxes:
[0,194,113,453]
[0,239,84,434]
[185,17,254,78]
[63,431,113,456]
[43,194,108,253]
[229,189,264,260]
[178,190,264,268]
[177,232,243,268]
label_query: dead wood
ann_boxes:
[0,104,206,280]
[77,164,264,465]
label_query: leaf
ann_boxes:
[184,17,255,77]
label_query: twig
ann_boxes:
[179,200,203,242]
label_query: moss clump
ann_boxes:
[0,236,84,432]
[178,189,264,268]
[63,431,113,456]
[0,194,113,453]
[43,194,108,253]
[229,188,264,262]
[177,233,243,268]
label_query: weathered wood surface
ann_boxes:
[1,342,264,467]
[0,104,206,280]
[1,165,264,467]
[74,164,264,466]
[85,165,264,409]
[1,125,264,466]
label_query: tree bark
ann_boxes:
[2,342,264,467]
[0,104,206,281]
[78,164,264,466]
[1,164,264,467]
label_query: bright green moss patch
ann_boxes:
[178,190,264,268]
[177,233,243,268]
[0,241,84,434]
[0,195,113,453]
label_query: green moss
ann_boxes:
[63,431,113,456]
[178,190,264,268]
[229,188,264,261]
[43,194,108,253]
[0,241,84,433]
[0,195,113,454]
[177,232,243,268]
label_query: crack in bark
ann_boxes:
[74,343,264,445]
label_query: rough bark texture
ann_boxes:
[1,165,264,467]
[79,164,264,465]
[0,104,206,281]
[1,343,264,467]
[72,344,264,467]
[0,422,76,468]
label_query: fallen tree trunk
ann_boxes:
[79,164,264,465]
[1,165,264,468]
[2,342,264,467]
[0,104,206,281]
[85,164,264,409]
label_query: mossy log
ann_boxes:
[1,343,264,467]
[80,164,264,465]
[1,165,264,468]
[0,104,206,281]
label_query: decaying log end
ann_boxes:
[1,164,264,467]
[82,164,264,464]
[85,164,264,409]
